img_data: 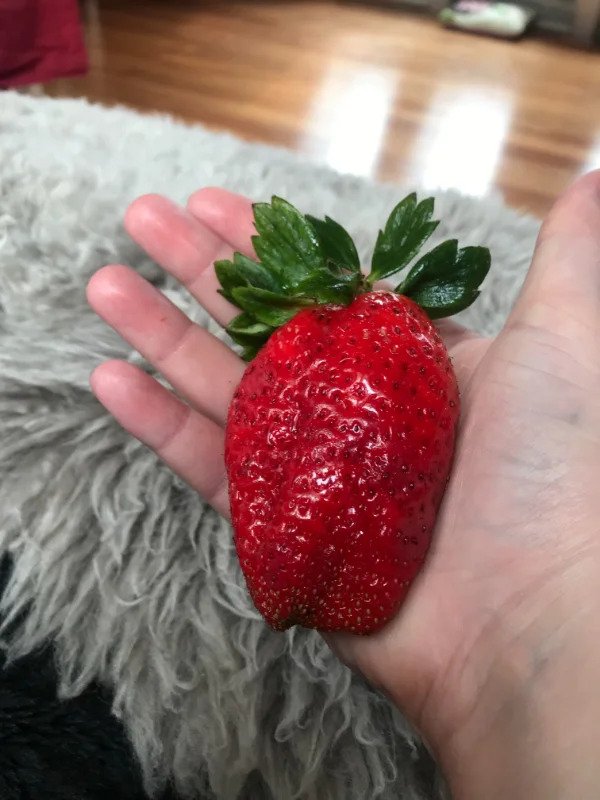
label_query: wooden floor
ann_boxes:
[46,0,600,216]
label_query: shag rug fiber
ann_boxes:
[0,91,540,800]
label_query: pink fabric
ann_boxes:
[0,0,87,88]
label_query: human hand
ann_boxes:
[87,172,600,799]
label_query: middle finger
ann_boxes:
[124,193,248,327]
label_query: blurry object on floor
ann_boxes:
[0,0,87,88]
[439,0,536,37]
[574,0,600,42]
[350,0,598,42]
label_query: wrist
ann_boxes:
[423,595,600,800]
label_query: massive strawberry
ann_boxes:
[216,194,490,634]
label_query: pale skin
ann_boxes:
[87,170,600,799]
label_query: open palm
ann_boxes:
[87,173,600,773]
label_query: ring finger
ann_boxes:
[91,359,230,516]
[87,264,244,426]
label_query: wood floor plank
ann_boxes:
[45,0,600,216]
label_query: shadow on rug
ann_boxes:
[0,557,182,800]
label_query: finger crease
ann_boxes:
[155,320,199,367]
[205,469,229,510]
[156,404,193,455]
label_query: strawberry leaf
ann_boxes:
[370,194,439,282]
[226,312,273,346]
[294,269,360,305]
[215,252,281,303]
[398,239,459,289]
[396,243,491,319]
[231,286,313,327]
[305,214,360,273]
[408,285,481,319]
[252,197,325,288]
[240,344,261,362]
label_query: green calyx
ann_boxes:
[215,193,491,360]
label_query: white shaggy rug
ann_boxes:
[0,91,540,800]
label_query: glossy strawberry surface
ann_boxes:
[226,291,459,634]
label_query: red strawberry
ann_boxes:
[216,194,490,634]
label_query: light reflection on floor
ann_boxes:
[299,62,398,178]
[412,87,513,197]
[300,56,514,199]
[582,136,600,173]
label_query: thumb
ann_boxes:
[508,169,600,336]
